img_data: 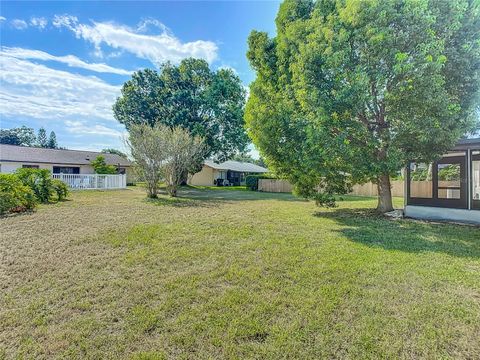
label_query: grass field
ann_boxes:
[1,186,479,359]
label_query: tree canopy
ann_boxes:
[246,0,480,212]
[90,156,117,174]
[102,148,128,158]
[127,124,205,198]
[113,58,249,162]
[231,153,267,167]
[0,126,36,146]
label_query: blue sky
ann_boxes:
[0,1,280,154]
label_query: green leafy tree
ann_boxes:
[102,148,128,158]
[113,58,249,162]
[47,131,58,149]
[256,156,267,168]
[231,153,257,163]
[231,152,268,168]
[37,127,48,148]
[90,156,117,174]
[0,126,36,146]
[126,124,205,198]
[246,0,480,212]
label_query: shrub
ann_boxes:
[0,174,36,215]
[91,155,117,174]
[245,174,276,191]
[51,179,69,201]
[15,168,53,203]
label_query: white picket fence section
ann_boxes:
[52,174,127,190]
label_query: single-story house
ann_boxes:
[0,144,132,179]
[405,138,479,225]
[188,160,268,186]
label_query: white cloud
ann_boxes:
[11,19,28,30]
[30,17,48,29]
[0,16,6,22]
[64,120,124,137]
[52,14,218,65]
[136,18,168,33]
[1,47,133,75]
[52,14,77,28]
[0,55,120,121]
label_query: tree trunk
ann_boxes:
[167,184,177,197]
[147,188,158,199]
[376,173,393,213]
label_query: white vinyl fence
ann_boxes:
[52,174,127,190]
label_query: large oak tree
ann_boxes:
[114,58,249,162]
[246,0,480,212]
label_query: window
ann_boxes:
[53,166,80,174]
[22,164,39,169]
[409,163,432,198]
[473,151,480,202]
[437,163,461,199]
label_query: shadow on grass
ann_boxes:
[144,186,304,207]
[146,196,210,208]
[180,186,304,202]
[314,208,480,259]
[335,195,377,202]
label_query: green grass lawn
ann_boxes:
[1,187,479,359]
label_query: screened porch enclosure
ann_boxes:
[405,139,480,224]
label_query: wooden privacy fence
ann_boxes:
[52,174,127,190]
[258,178,406,197]
[258,179,293,193]
[351,181,404,197]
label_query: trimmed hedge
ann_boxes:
[245,174,277,191]
[0,174,36,215]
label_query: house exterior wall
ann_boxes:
[188,165,215,186]
[0,161,56,173]
[0,161,131,177]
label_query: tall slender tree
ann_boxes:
[37,127,48,148]
[246,0,480,212]
[47,131,58,149]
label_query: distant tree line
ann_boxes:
[101,148,128,159]
[231,153,267,168]
[0,126,58,149]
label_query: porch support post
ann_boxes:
[467,149,472,210]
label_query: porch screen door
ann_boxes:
[472,151,480,210]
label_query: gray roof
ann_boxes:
[454,137,480,150]
[204,159,268,173]
[0,144,131,166]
